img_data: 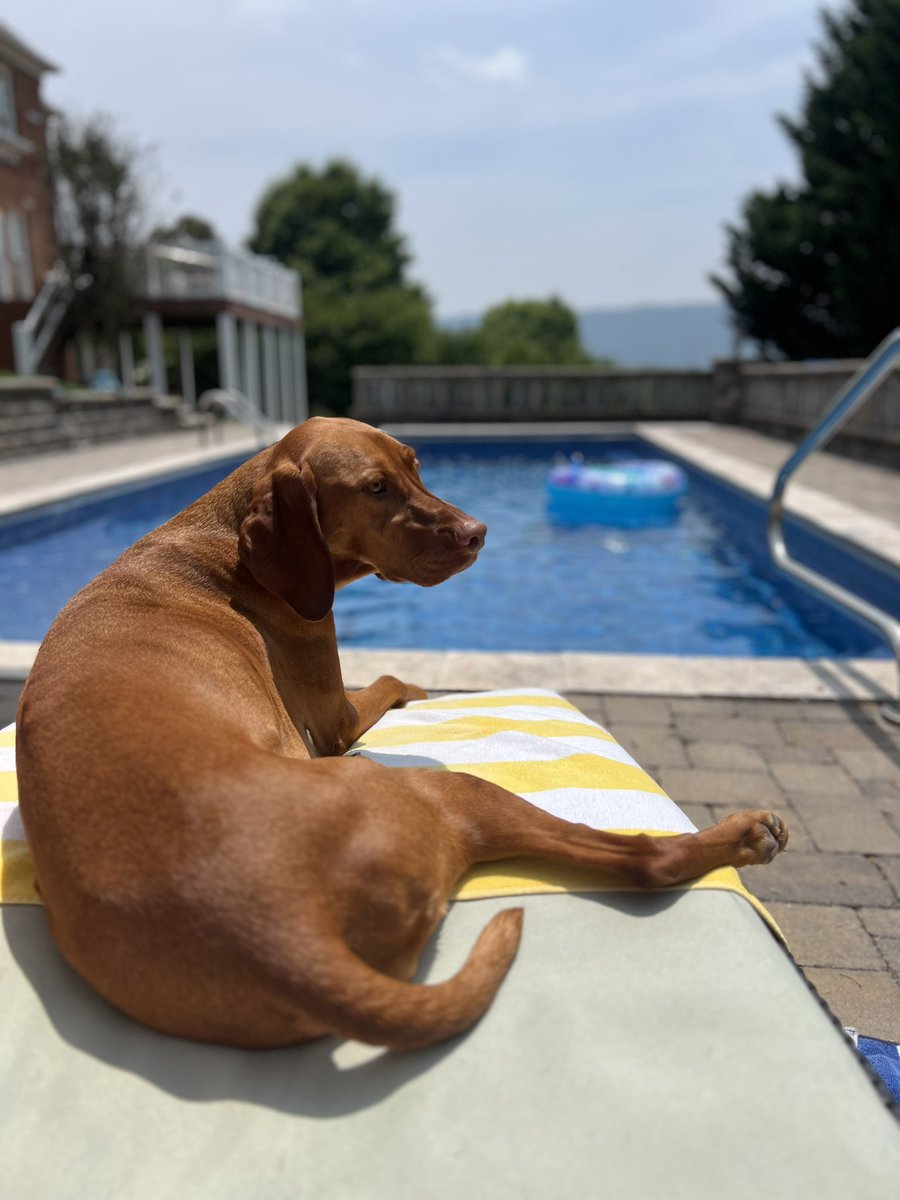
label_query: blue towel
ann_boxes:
[855,1036,900,1104]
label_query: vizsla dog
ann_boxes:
[16,417,787,1051]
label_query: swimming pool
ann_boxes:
[0,436,896,657]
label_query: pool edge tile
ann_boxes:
[2,643,893,700]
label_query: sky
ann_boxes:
[9,0,828,318]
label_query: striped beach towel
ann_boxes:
[0,690,776,930]
[0,723,33,904]
[352,689,777,928]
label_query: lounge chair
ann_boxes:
[1,690,897,1198]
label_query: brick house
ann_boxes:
[0,22,56,372]
[0,22,306,422]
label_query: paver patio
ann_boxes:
[573,692,900,1042]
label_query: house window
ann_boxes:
[0,66,16,137]
[6,212,34,299]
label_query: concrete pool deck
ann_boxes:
[0,420,899,1039]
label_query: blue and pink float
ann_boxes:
[546,457,688,527]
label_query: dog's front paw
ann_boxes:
[729,811,789,867]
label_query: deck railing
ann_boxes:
[143,240,301,321]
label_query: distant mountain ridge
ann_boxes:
[577,302,734,369]
[441,301,735,369]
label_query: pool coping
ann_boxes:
[636,423,900,571]
[0,427,290,524]
[1,421,897,702]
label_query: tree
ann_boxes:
[423,298,606,367]
[49,114,149,368]
[296,280,434,414]
[477,297,593,365]
[429,324,487,365]
[151,213,217,243]
[248,160,432,413]
[713,0,900,359]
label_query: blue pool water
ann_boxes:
[0,438,897,657]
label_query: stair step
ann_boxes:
[0,394,190,461]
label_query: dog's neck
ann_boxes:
[331,556,374,589]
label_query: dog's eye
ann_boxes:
[366,480,386,495]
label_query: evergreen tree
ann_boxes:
[713,0,900,358]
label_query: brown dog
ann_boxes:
[16,417,787,1051]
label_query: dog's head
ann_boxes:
[238,418,486,621]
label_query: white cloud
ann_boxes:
[438,46,529,85]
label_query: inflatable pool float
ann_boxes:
[546,458,688,527]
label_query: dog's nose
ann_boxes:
[455,519,487,551]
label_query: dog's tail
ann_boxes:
[299,908,524,1051]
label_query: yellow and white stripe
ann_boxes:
[0,724,37,905]
[354,695,693,835]
[0,692,778,932]
[352,689,778,931]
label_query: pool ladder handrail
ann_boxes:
[766,327,900,724]
[198,388,275,448]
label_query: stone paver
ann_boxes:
[748,850,896,907]
[769,762,861,797]
[674,716,785,747]
[667,697,741,716]
[678,802,713,831]
[0,681,19,727]
[657,767,783,807]
[778,720,880,748]
[874,855,900,900]
[765,903,884,969]
[603,724,688,769]
[787,794,900,855]
[685,741,767,771]
[859,907,900,938]
[764,744,839,765]
[803,969,900,1043]
[602,696,672,725]
[565,694,607,725]
[871,778,900,805]
[877,938,900,975]
[835,746,900,780]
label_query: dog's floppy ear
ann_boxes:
[238,460,335,621]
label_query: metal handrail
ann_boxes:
[12,262,73,374]
[766,327,900,722]
[198,387,275,448]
